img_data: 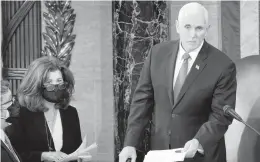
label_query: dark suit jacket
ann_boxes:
[1,140,20,162]
[7,105,82,162]
[124,40,237,162]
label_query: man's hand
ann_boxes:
[183,139,200,158]
[119,146,137,162]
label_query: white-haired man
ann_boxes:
[119,2,236,162]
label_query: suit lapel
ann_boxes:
[172,41,209,109]
[59,109,66,151]
[166,41,179,107]
[35,112,56,151]
[1,140,19,162]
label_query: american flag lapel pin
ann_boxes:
[196,65,200,70]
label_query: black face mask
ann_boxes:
[42,84,69,103]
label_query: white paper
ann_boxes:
[143,148,186,162]
[57,136,98,162]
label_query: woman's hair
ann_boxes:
[17,56,75,112]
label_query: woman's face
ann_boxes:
[42,70,69,103]
[44,70,64,85]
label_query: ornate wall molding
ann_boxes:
[2,68,28,80]
[41,0,76,67]
[2,1,35,55]
[1,1,42,94]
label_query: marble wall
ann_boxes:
[113,1,169,161]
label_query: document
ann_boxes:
[57,136,98,162]
[143,148,186,162]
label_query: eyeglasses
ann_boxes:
[43,82,67,91]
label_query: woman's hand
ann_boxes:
[41,151,68,162]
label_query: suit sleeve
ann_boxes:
[1,142,18,162]
[124,47,155,148]
[194,62,237,154]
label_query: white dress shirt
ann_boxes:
[45,110,63,151]
[173,41,204,87]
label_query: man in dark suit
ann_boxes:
[119,2,237,162]
[1,80,20,162]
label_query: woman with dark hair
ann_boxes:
[9,56,82,162]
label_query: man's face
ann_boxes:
[1,90,12,129]
[176,11,209,52]
[1,106,10,129]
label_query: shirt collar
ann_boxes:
[179,40,204,61]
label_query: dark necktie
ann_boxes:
[173,53,191,102]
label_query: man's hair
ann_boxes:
[17,56,75,112]
[178,2,209,25]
